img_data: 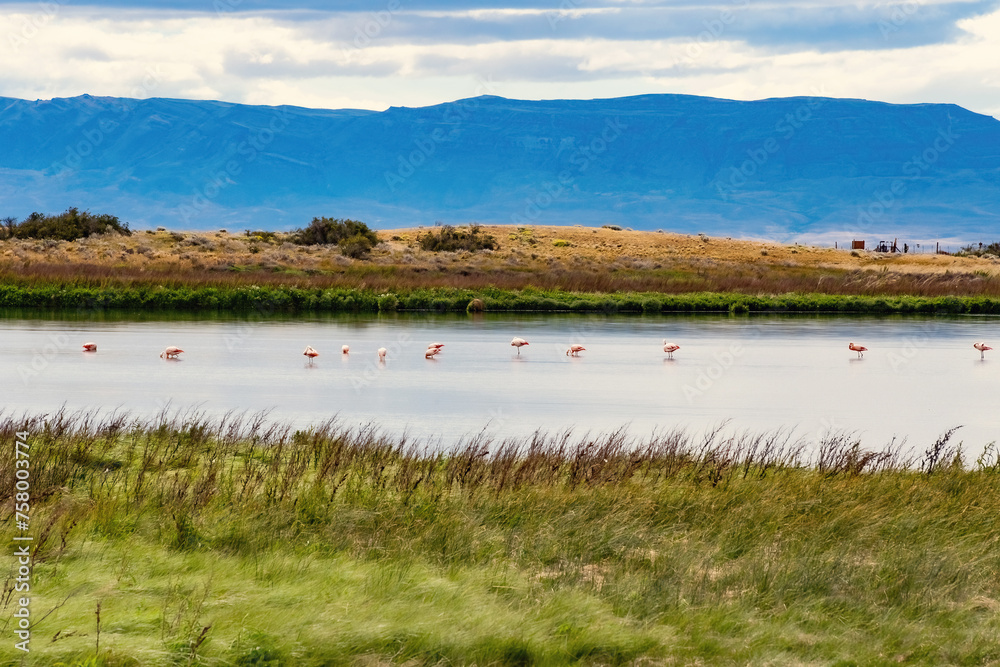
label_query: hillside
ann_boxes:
[1,93,999,240]
[3,225,998,300]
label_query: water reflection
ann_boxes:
[0,311,998,450]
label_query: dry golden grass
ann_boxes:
[2,224,998,296]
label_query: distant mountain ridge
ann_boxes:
[1,92,998,242]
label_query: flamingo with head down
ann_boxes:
[160,346,184,360]
[342,345,350,354]
[566,344,586,356]
[82,342,97,352]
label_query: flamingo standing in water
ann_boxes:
[425,346,441,359]
[342,345,350,354]
[511,337,529,355]
[974,342,992,359]
[849,342,867,358]
[427,342,445,351]
[377,347,387,361]
[566,344,586,356]
[303,346,319,364]
[662,340,680,358]
[82,342,97,352]
[160,346,184,359]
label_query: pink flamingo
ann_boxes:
[849,342,867,358]
[566,344,586,356]
[82,342,97,352]
[377,347,387,361]
[160,346,183,359]
[662,340,680,358]
[510,337,529,355]
[342,345,350,354]
[974,342,992,359]
[428,342,445,350]
[425,346,441,359]
[303,346,319,364]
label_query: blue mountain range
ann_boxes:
[1,93,997,241]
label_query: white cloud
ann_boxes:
[0,4,997,118]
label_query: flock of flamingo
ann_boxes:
[77,339,995,361]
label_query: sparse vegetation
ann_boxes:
[244,229,279,243]
[956,242,1000,258]
[418,224,498,252]
[0,208,130,241]
[2,224,1000,311]
[2,410,997,665]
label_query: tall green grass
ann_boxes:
[2,410,999,665]
[2,281,1000,314]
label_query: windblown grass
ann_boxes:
[2,410,999,665]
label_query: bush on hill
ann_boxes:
[418,224,498,252]
[291,217,377,246]
[2,208,131,241]
[290,217,379,258]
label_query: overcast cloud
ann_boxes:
[1,0,998,117]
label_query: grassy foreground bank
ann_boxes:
[2,411,999,665]
[5,281,1000,315]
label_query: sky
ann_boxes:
[1,0,999,118]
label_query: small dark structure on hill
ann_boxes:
[874,239,900,253]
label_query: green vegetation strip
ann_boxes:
[3,412,999,665]
[3,282,1000,314]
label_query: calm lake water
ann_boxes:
[2,311,998,451]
